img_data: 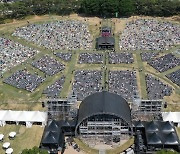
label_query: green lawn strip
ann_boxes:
[104,51,109,90]
[0,16,54,33]
[74,138,98,154]
[135,53,148,99]
[76,64,102,70]
[106,67,110,91]
[102,52,106,89]
[40,72,66,98]
[106,137,134,154]
[60,52,78,98]
[114,34,119,51]
[161,66,180,76]
[0,83,31,103]
[107,63,136,69]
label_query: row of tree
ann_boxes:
[80,0,180,17]
[0,0,179,23]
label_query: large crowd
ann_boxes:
[78,53,104,64]
[54,52,72,62]
[148,53,180,72]
[13,20,93,50]
[0,37,38,74]
[145,74,172,100]
[108,52,134,64]
[32,55,65,76]
[43,76,65,98]
[119,19,180,50]
[140,52,159,61]
[72,70,102,100]
[3,70,45,92]
[166,70,180,87]
[108,70,138,101]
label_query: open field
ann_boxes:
[0,125,44,154]
[176,127,180,138]
[0,14,179,153]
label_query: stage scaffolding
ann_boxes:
[43,92,78,120]
[131,99,164,121]
[78,115,132,145]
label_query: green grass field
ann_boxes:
[0,125,44,154]
[0,15,179,153]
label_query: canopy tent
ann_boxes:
[46,120,60,132]
[144,121,180,150]
[162,112,180,127]
[40,120,65,153]
[0,110,47,127]
[133,120,145,128]
[42,131,60,144]
[146,132,162,145]
[164,132,180,145]
[160,121,175,132]
[145,121,159,132]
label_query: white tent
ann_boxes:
[0,110,8,126]
[30,111,47,126]
[0,110,47,128]
[162,112,180,127]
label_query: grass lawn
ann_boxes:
[176,127,180,138]
[0,125,44,154]
[134,53,148,99]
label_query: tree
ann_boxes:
[81,0,100,16]
[119,0,135,17]
[21,146,48,154]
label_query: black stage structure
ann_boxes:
[133,120,180,153]
[97,37,115,50]
[40,91,180,154]
[96,26,115,50]
[75,91,133,143]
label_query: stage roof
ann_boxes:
[77,91,131,129]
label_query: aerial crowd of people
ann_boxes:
[32,55,65,76]
[108,70,138,101]
[166,70,180,87]
[119,19,180,51]
[140,52,159,61]
[54,52,72,62]
[108,52,134,64]
[43,76,66,98]
[12,20,93,50]
[1,18,179,102]
[72,70,102,100]
[148,53,180,72]
[78,53,104,64]
[145,74,172,100]
[0,37,38,74]
[3,70,45,92]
